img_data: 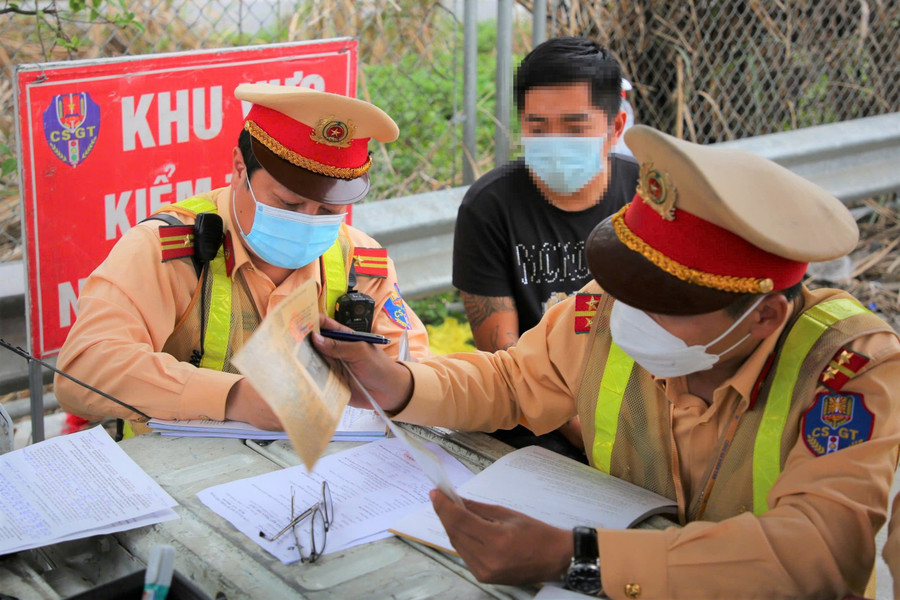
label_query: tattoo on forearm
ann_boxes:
[461,293,515,328]
[489,327,516,351]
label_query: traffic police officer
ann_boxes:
[56,84,429,431]
[316,125,900,599]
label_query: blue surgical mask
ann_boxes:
[523,136,605,196]
[233,177,345,269]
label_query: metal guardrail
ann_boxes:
[2,113,900,399]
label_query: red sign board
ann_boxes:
[16,39,358,357]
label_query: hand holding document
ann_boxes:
[390,445,677,555]
[231,279,352,470]
[0,426,178,556]
[342,365,464,506]
[232,278,468,505]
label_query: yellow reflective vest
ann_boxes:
[578,292,892,522]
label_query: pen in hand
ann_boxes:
[320,329,390,345]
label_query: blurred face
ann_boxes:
[520,82,621,143]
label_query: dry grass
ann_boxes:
[537,0,900,144]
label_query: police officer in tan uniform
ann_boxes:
[316,125,900,599]
[56,85,429,431]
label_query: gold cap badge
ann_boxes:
[637,162,677,221]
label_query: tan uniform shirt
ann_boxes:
[56,186,429,422]
[883,494,900,598]
[398,285,900,599]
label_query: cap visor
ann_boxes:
[586,217,745,315]
[251,138,369,205]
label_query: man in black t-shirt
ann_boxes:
[452,37,639,461]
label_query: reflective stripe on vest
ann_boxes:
[593,298,871,514]
[322,237,346,319]
[752,297,869,515]
[593,342,633,473]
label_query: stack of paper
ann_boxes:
[147,406,388,442]
[197,438,474,564]
[0,426,178,556]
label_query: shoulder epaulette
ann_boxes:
[818,346,871,392]
[353,247,388,278]
[574,293,603,334]
[159,225,195,261]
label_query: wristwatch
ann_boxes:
[565,526,603,596]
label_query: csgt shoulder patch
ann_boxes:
[382,284,411,329]
[803,392,874,457]
[574,293,603,334]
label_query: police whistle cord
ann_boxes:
[0,338,151,420]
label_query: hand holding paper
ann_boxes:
[342,364,464,506]
[231,280,351,470]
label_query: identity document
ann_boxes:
[232,279,350,470]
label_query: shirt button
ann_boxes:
[625,583,642,598]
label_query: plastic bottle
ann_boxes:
[612,78,635,157]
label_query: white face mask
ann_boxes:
[608,296,766,378]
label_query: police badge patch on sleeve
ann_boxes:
[802,392,874,457]
[382,284,411,330]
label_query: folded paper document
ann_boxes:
[231,279,353,470]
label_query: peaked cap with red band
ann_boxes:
[234,84,399,205]
[586,125,858,315]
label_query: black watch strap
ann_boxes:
[573,526,599,561]
[566,526,603,596]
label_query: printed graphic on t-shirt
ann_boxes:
[542,291,570,314]
[514,241,589,285]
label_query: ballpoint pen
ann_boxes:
[320,329,390,345]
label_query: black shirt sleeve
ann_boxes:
[452,163,520,298]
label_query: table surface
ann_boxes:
[0,426,534,599]
[0,425,671,599]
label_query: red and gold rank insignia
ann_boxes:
[802,392,873,457]
[637,161,677,221]
[574,293,603,334]
[353,247,389,278]
[159,225,194,261]
[311,116,355,148]
[818,346,870,392]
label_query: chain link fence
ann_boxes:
[539,0,900,143]
[2,1,899,264]
[0,0,466,262]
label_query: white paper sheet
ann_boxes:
[0,426,179,555]
[196,438,474,564]
[343,364,465,505]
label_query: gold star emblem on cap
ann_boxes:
[310,115,355,148]
[637,161,677,221]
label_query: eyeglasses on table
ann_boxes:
[259,480,333,563]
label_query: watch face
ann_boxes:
[566,562,603,595]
